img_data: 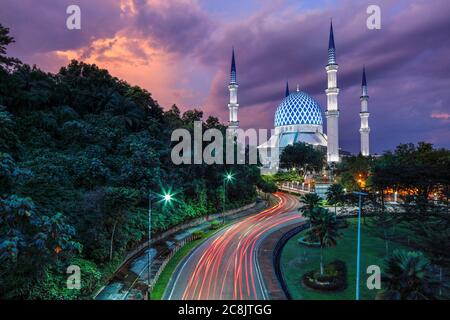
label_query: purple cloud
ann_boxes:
[1,0,449,154]
[196,0,450,153]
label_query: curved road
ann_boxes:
[165,192,302,300]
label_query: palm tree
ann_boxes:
[326,183,345,215]
[299,193,321,214]
[299,193,321,236]
[308,207,340,275]
[381,250,436,300]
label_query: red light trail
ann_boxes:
[166,192,301,300]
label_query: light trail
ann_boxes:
[169,192,301,300]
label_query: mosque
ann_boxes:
[226,22,371,174]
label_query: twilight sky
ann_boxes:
[1,0,449,154]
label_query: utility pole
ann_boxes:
[353,191,367,300]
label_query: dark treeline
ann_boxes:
[0,24,260,299]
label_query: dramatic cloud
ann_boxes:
[1,0,449,153]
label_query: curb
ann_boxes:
[272,223,310,300]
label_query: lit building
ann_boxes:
[360,66,370,156]
[325,21,340,163]
[227,22,372,174]
[228,48,239,134]
[257,85,328,174]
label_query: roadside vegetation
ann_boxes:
[282,143,449,299]
[0,24,262,299]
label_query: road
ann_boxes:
[165,192,302,300]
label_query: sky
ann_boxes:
[1,0,449,154]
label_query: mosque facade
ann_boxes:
[226,22,371,174]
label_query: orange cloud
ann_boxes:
[54,33,196,109]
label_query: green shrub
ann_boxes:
[210,220,223,230]
[302,260,347,292]
[192,231,205,239]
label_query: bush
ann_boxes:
[192,231,205,239]
[210,220,223,230]
[302,260,347,292]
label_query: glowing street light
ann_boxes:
[147,190,174,300]
[222,171,235,223]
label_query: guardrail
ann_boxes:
[278,184,313,195]
[95,201,263,300]
[107,202,258,285]
[148,234,197,294]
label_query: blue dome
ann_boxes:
[274,91,323,127]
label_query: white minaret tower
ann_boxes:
[360,66,370,156]
[325,22,340,163]
[228,48,239,132]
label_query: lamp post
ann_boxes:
[223,172,234,223]
[148,191,173,300]
[353,191,367,301]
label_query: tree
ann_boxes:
[279,142,324,174]
[408,212,450,297]
[0,107,20,154]
[326,183,345,215]
[0,195,80,298]
[299,193,321,213]
[308,207,340,275]
[381,250,436,300]
[299,193,322,236]
[335,155,372,192]
[0,22,263,298]
[102,187,140,261]
[257,177,277,197]
[0,24,21,71]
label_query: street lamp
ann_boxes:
[148,191,173,300]
[353,191,368,301]
[223,171,234,223]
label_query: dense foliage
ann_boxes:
[0,24,260,299]
[279,142,324,173]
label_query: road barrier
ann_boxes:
[272,223,310,300]
[148,234,197,294]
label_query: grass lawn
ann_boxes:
[280,218,412,300]
[151,228,218,300]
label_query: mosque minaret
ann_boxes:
[360,66,370,156]
[228,48,239,133]
[325,21,340,163]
